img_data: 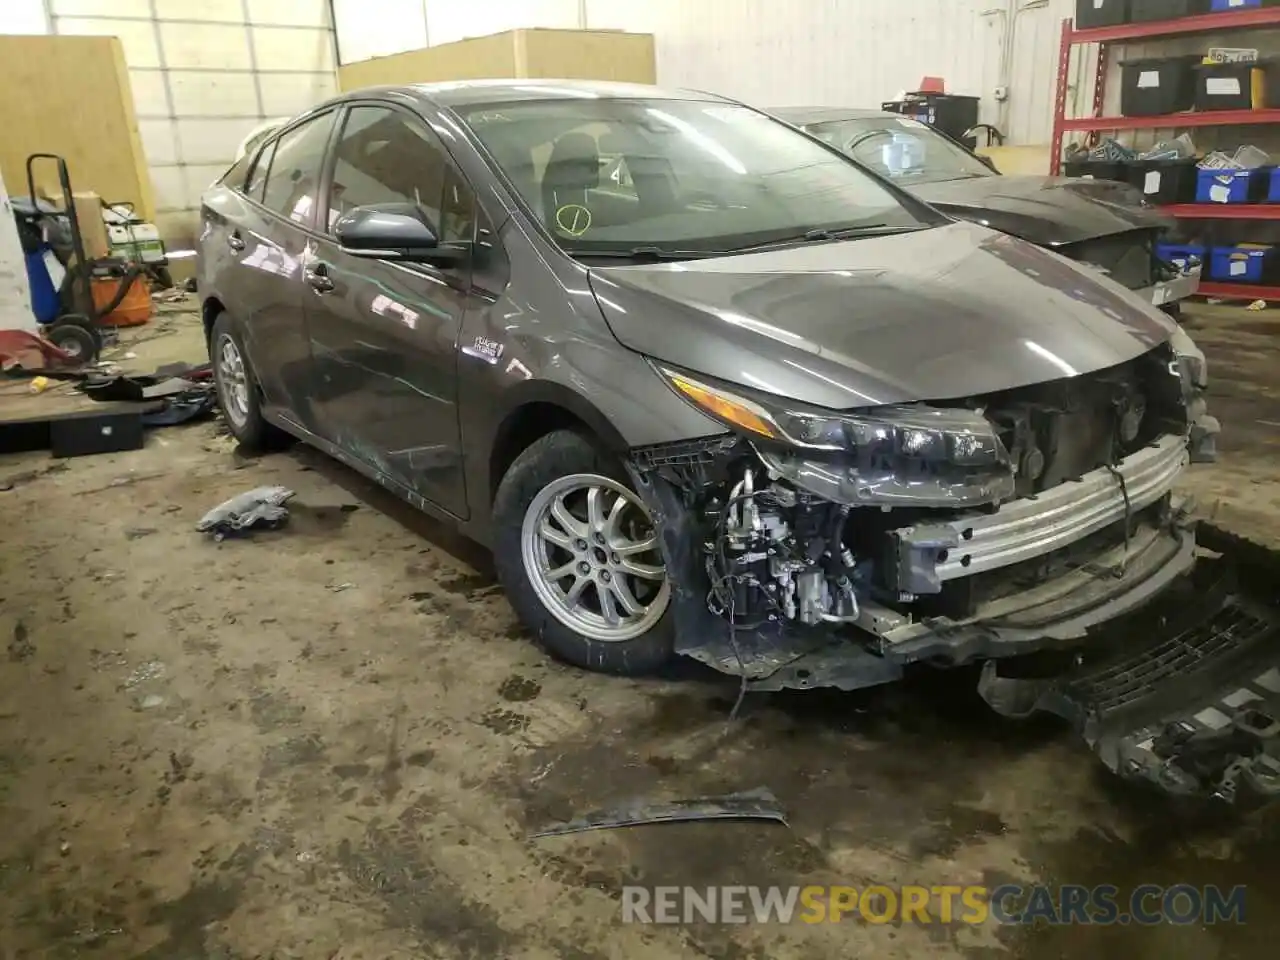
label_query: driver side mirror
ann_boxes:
[334,203,468,265]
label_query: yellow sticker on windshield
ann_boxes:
[555,204,592,237]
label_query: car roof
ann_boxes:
[335,79,734,110]
[771,106,898,125]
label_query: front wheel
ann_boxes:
[492,430,674,675]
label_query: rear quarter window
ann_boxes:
[220,149,256,191]
[244,142,275,204]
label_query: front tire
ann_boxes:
[493,430,674,675]
[210,313,280,450]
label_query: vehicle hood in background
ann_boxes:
[588,222,1177,411]
[909,175,1172,247]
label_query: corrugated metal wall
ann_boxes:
[334,0,1079,145]
[41,0,338,244]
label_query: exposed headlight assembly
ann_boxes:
[660,366,1008,466]
[660,366,1018,508]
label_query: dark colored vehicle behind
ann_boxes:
[197,81,1272,801]
[773,107,1199,312]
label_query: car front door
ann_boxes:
[303,102,476,519]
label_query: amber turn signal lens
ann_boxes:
[668,373,779,440]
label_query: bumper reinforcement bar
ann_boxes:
[889,433,1189,594]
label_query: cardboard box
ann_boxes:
[69,191,110,260]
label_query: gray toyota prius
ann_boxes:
[199,80,1255,797]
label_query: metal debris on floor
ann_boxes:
[529,787,788,838]
[196,486,296,541]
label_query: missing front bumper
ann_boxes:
[1143,263,1201,308]
[753,508,1198,694]
[632,447,1199,693]
[887,434,1189,594]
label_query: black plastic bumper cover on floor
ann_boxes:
[981,552,1280,802]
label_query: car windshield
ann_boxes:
[804,117,995,184]
[455,97,933,257]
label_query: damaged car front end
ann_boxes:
[619,332,1279,802]
[624,325,1217,683]
[574,219,1256,800]
[456,90,1264,803]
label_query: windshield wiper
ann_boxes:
[805,224,888,240]
[566,245,725,263]
[728,223,921,253]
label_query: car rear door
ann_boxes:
[204,110,337,434]
[242,111,338,432]
[303,101,476,519]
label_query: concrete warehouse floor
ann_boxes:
[1,301,1279,960]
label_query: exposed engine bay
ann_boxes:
[634,336,1217,652]
[626,335,1280,802]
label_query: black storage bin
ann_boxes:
[1127,157,1199,202]
[1130,0,1208,21]
[1120,57,1199,116]
[1196,61,1268,111]
[881,93,980,148]
[1076,0,1129,28]
[1064,159,1130,182]
[49,409,146,459]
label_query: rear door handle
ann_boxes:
[227,232,245,252]
[305,264,334,293]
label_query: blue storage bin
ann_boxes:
[1210,0,1261,10]
[1156,243,1206,271]
[1196,167,1262,204]
[1210,246,1269,283]
[1268,167,1280,202]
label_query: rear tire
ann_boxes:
[210,313,282,451]
[492,430,675,675]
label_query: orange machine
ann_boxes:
[90,272,151,327]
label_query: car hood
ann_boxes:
[908,175,1172,246]
[587,221,1177,410]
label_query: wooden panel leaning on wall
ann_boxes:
[0,35,155,221]
[337,29,657,92]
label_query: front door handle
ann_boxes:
[227,232,245,252]
[305,264,334,294]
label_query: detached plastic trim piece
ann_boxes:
[529,788,788,838]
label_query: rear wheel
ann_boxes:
[210,313,281,450]
[493,430,674,675]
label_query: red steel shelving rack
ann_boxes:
[1048,5,1280,300]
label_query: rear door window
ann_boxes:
[260,111,337,227]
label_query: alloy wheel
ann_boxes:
[216,333,250,428]
[521,473,670,642]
